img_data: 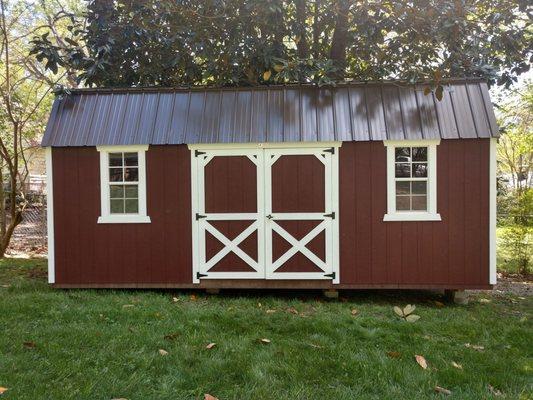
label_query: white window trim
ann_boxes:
[97,145,151,224]
[383,139,441,222]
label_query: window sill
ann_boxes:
[383,213,441,222]
[97,215,151,224]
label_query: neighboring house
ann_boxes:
[42,79,498,291]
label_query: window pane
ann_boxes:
[396,181,410,195]
[110,185,125,198]
[412,147,427,161]
[124,167,138,182]
[125,199,139,213]
[396,196,410,211]
[395,163,411,178]
[412,195,427,211]
[110,199,124,214]
[412,163,427,177]
[395,147,410,162]
[124,152,138,166]
[109,153,123,167]
[412,181,427,195]
[109,168,123,182]
[125,185,138,198]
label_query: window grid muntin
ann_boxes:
[107,152,139,215]
[394,146,428,212]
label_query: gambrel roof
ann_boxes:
[42,79,498,147]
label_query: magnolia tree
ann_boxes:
[0,0,80,257]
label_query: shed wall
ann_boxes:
[51,139,490,288]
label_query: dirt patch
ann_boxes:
[27,266,48,280]
[471,273,533,297]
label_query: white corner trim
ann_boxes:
[187,141,343,150]
[383,212,441,222]
[489,138,497,285]
[97,145,150,224]
[383,139,440,222]
[45,147,55,284]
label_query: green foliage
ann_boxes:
[30,0,533,88]
[500,189,533,275]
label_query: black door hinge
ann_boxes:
[195,213,207,220]
[323,212,335,219]
[195,150,206,157]
[197,272,208,279]
[323,147,335,154]
[324,272,336,279]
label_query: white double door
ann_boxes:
[191,145,339,283]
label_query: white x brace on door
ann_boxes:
[190,144,340,284]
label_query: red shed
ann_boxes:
[42,80,498,290]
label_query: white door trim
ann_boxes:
[190,143,341,283]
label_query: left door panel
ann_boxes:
[192,149,264,282]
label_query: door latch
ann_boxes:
[197,272,208,279]
[195,213,207,220]
[194,150,206,157]
[324,272,336,279]
[323,212,335,219]
[266,214,273,219]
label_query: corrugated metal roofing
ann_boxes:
[42,80,499,147]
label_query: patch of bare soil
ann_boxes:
[471,272,533,297]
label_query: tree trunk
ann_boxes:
[329,0,350,78]
[294,0,310,58]
[312,0,321,59]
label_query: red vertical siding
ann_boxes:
[339,139,490,287]
[52,139,490,288]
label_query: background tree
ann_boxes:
[0,0,81,257]
[32,0,532,89]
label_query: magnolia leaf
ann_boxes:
[452,361,463,369]
[23,341,36,348]
[434,69,442,82]
[266,309,276,314]
[434,301,445,307]
[158,349,168,356]
[415,354,428,369]
[122,304,134,308]
[164,332,180,341]
[287,307,299,315]
[403,304,416,315]
[273,64,284,72]
[434,386,451,395]
[393,306,404,317]
[423,86,431,96]
[0,387,8,395]
[263,70,272,81]
[351,309,359,316]
[190,294,198,301]
[172,297,179,303]
[405,314,420,323]
[479,298,491,304]
[488,384,502,396]
[204,394,219,400]
[387,351,401,359]
[260,338,271,344]
[206,342,216,349]
[465,343,484,351]
[435,85,444,101]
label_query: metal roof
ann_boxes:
[42,80,499,147]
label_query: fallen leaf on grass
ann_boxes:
[351,309,359,316]
[204,394,219,400]
[393,306,403,317]
[479,298,491,304]
[488,384,502,396]
[190,294,198,301]
[23,341,36,348]
[309,343,322,349]
[122,304,134,308]
[164,332,180,341]
[287,307,299,315]
[0,387,8,395]
[405,314,420,323]
[257,302,262,308]
[206,343,216,349]
[464,343,484,351]
[434,386,451,395]
[158,349,168,356]
[387,351,401,359]
[265,309,276,314]
[415,355,428,369]
[259,338,271,344]
[451,361,463,369]
[434,301,445,307]
[172,297,179,303]
[0,284,10,288]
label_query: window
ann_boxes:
[97,145,150,224]
[383,140,441,221]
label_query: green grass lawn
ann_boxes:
[0,258,531,400]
